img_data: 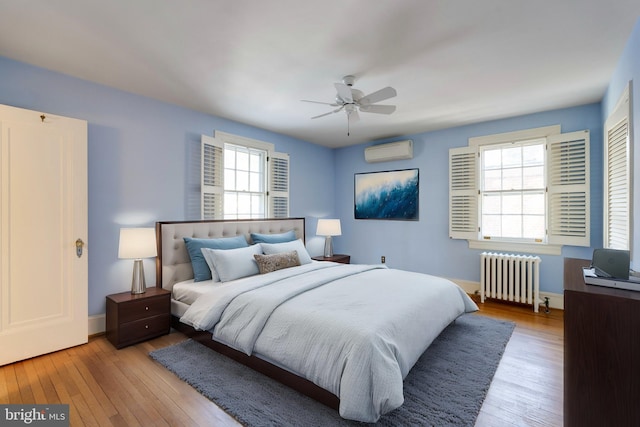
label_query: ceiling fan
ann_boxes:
[302,75,397,134]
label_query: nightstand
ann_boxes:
[106,287,171,349]
[311,254,350,264]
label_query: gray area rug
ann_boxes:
[150,314,514,426]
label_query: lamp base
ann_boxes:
[131,259,147,294]
[324,236,334,258]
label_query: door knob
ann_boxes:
[75,238,85,258]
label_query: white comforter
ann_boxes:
[180,262,478,422]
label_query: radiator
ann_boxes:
[480,252,542,312]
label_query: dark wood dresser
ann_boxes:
[564,257,640,426]
[106,287,171,349]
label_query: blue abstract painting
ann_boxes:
[354,169,419,220]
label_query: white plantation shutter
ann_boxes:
[449,146,478,240]
[547,130,590,246]
[604,86,631,250]
[201,135,224,219]
[268,151,290,218]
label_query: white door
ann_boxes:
[0,104,88,366]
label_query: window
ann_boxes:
[604,84,631,250]
[224,143,266,219]
[201,132,289,219]
[449,126,590,255]
[480,140,546,242]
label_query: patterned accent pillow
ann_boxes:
[254,251,301,274]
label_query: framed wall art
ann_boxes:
[354,168,419,220]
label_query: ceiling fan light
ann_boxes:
[342,75,356,86]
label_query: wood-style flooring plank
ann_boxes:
[73,343,119,419]
[85,341,160,426]
[114,346,183,426]
[41,355,81,426]
[58,347,113,426]
[21,358,48,403]
[0,364,9,403]
[12,362,35,403]
[31,355,61,404]
[2,364,21,404]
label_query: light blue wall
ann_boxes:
[334,104,602,295]
[602,17,640,269]
[0,56,335,316]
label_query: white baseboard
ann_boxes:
[451,278,481,296]
[89,314,106,336]
[539,291,564,310]
[448,278,563,310]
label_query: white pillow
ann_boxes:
[260,239,312,265]
[201,248,221,282]
[203,244,263,282]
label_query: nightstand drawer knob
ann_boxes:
[145,306,149,310]
[145,325,149,329]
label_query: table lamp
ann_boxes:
[316,219,342,258]
[118,227,157,294]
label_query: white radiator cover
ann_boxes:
[480,252,542,312]
[364,140,413,163]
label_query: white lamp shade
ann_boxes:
[316,219,342,236]
[118,228,157,259]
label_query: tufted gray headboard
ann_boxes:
[155,218,306,291]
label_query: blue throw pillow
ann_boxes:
[184,235,248,282]
[250,230,297,244]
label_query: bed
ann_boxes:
[155,218,478,423]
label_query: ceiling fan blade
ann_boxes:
[359,86,397,105]
[311,111,335,119]
[359,104,396,114]
[301,99,339,106]
[334,82,353,103]
[311,105,344,119]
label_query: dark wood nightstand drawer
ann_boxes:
[118,296,169,323]
[118,314,171,347]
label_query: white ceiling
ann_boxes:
[0,1,638,148]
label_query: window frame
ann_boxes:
[223,142,268,219]
[478,138,547,243]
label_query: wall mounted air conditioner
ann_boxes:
[364,140,413,163]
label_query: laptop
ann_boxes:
[591,248,630,279]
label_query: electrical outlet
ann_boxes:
[381,256,386,264]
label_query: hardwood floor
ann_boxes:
[473,300,564,427]
[1,300,563,426]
